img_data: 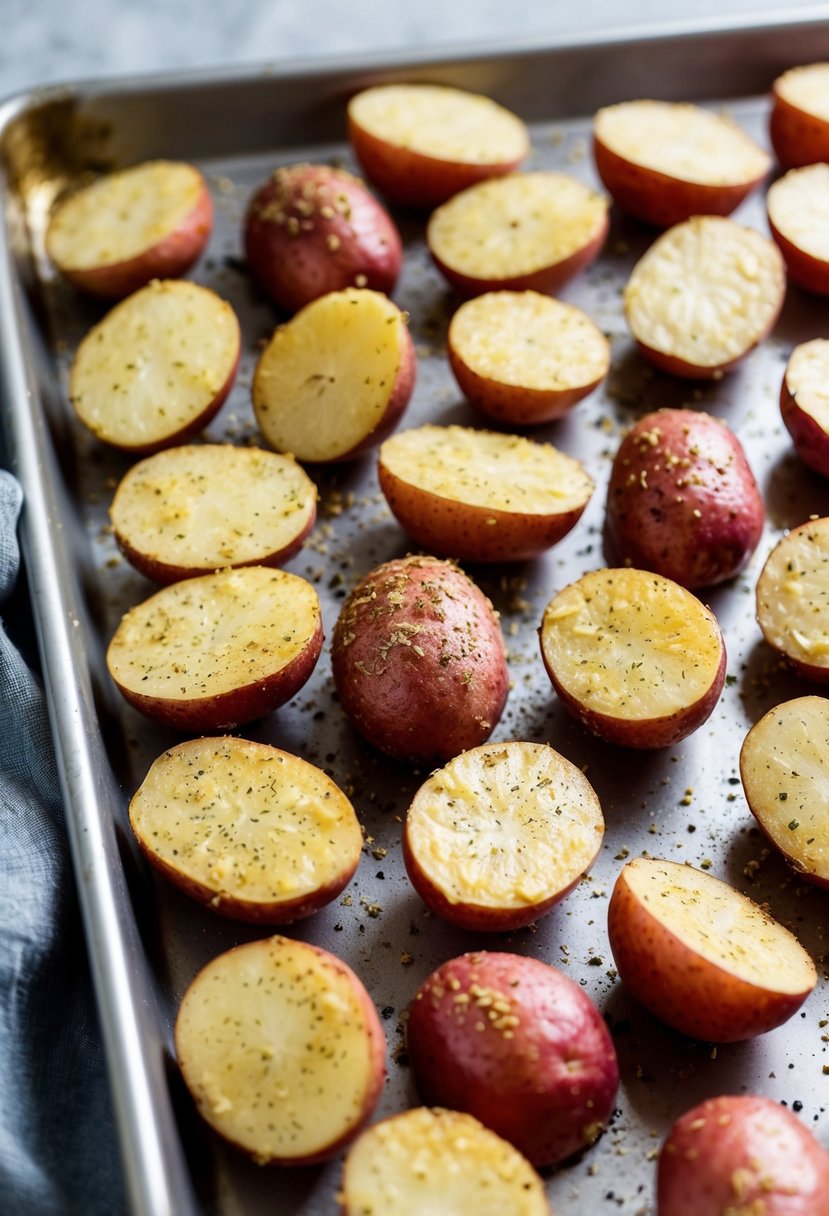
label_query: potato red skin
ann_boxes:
[768,213,829,295]
[770,88,829,169]
[331,556,508,763]
[780,376,829,478]
[244,164,402,312]
[448,343,604,425]
[605,408,764,589]
[407,951,619,1167]
[658,1095,829,1216]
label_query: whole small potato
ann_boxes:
[605,408,764,588]
[658,1095,829,1216]
[244,163,402,312]
[407,951,619,1168]
[331,555,508,763]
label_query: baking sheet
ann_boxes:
[4,12,829,1216]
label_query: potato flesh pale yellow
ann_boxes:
[768,163,829,260]
[775,63,829,122]
[784,338,829,433]
[756,519,829,669]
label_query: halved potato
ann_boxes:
[110,444,317,583]
[347,83,529,208]
[607,856,817,1041]
[106,566,322,731]
[427,171,609,298]
[767,162,829,295]
[129,736,362,921]
[340,1107,551,1216]
[252,287,415,463]
[539,567,726,748]
[756,517,829,682]
[771,63,829,168]
[46,160,213,298]
[403,741,604,931]
[377,424,594,562]
[780,338,829,477]
[175,935,385,1165]
[447,291,610,424]
[593,99,770,227]
[69,280,240,453]
[623,215,786,378]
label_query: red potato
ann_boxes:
[767,162,829,295]
[402,741,604,931]
[331,555,508,763]
[771,62,829,168]
[175,935,385,1165]
[252,287,415,463]
[244,163,402,313]
[427,171,609,299]
[69,280,240,453]
[657,1095,829,1216]
[623,215,786,378]
[377,424,594,562]
[607,857,817,1042]
[539,567,726,749]
[593,99,770,228]
[340,1107,551,1216]
[106,566,322,732]
[447,291,610,424]
[605,408,764,589]
[46,160,213,299]
[755,517,829,682]
[407,951,619,1168]
[129,737,362,922]
[781,338,829,476]
[347,83,529,209]
[110,444,317,583]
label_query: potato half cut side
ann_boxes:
[623,215,785,378]
[756,517,829,682]
[593,99,769,227]
[175,935,385,1165]
[252,287,415,462]
[607,857,817,1041]
[781,338,829,477]
[46,160,212,298]
[110,444,317,583]
[129,737,362,921]
[447,291,610,424]
[771,63,829,168]
[106,567,322,731]
[767,163,829,295]
[69,280,240,453]
[340,1107,551,1216]
[539,567,726,749]
[378,424,594,562]
[347,83,529,208]
[403,741,604,931]
[427,171,609,298]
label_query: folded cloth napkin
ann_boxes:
[0,470,125,1215]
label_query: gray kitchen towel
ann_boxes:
[0,470,125,1215]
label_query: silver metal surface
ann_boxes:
[4,12,829,1215]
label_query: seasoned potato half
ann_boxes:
[781,338,829,477]
[107,567,322,731]
[539,567,726,749]
[46,159,213,298]
[175,935,385,1165]
[69,280,240,453]
[347,83,529,208]
[771,62,829,168]
[427,171,609,298]
[403,741,604,931]
[756,517,829,681]
[129,737,362,921]
[447,291,610,424]
[624,216,785,378]
[593,99,769,227]
[110,444,316,583]
[608,857,817,1042]
[253,288,415,462]
[244,163,402,313]
[378,424,594,562]
[340,1107,551,1216]
[407,951,619,1167]
[767,163,829,295]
